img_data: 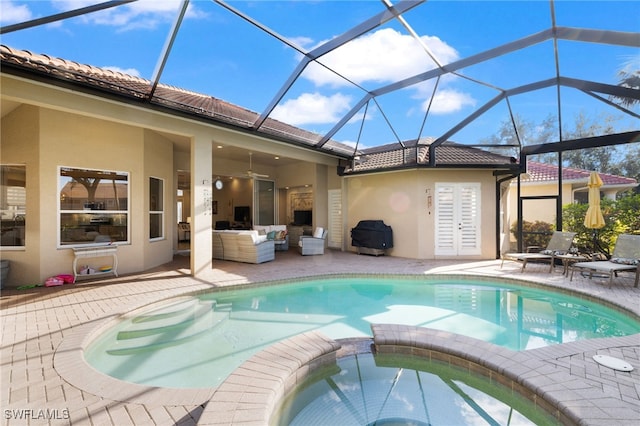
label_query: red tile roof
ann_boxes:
[523,161,637,186]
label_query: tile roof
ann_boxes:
[1,45,514,173]
[343,138,516,173]
[0,45,352,156]
[523,161,637,186]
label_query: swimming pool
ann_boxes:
[84,275,640,388]
[273,352,557,425]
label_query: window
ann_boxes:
[149,177,164,240]
[59,167,128,246]
[1,165,26,248]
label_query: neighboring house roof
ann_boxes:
[522,161,638,187]
[1,45,515,173]
[0,45,352,157]
[343,138,516,174]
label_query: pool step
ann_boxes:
[131,298,202,324]
[117,302,215,339]
[106,300,228,355]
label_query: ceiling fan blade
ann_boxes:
[246,152,269,178]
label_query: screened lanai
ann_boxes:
[2,0,638,162]
[1,1,639,281]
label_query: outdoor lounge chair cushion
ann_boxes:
[610,257,639,265]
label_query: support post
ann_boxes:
[191,134,213,278]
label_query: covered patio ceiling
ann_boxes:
[1,0,639,164]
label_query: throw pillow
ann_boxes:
[267,230,277,240]
[313,227,324,238]
[541,250,565,255]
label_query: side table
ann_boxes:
[555,254,587,276]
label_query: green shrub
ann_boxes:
[510,220,554,250]
[614,193,640,234]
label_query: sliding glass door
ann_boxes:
[254,179,275,226]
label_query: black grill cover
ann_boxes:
[351,220,393,250]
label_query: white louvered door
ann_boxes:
[327,189,343,249]
[435,183,481,256]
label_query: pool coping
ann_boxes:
[51,272,640,423]
[195,325,640,425]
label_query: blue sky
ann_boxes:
[1,1,638,150]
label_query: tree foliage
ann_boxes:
[481,111,640,192]
[610,55,640,108]
[562,193,640,255]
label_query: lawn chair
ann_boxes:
[501,231,576,272]
[570,234,640,287]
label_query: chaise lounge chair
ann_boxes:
[501,231,576,272]
[569,234,640,287]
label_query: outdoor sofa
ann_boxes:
[212,230,275,264]
[253,225,289,251]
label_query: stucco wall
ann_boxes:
[143,129,175,270]
[1,105,40,286]
[0,106,175,286]
[345,169,497,260]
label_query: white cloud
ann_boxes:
[52,0,205,31]
[303,28,459,88]
[290,28,476,122]
[271,92,352,126]
[0,1,33,24]
[424,89,477,114]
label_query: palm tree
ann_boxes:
[611,56,640,108]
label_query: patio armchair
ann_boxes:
[569,234,640,287]
[298,227,328,256]
[501,231,576,272]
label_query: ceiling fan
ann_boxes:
[213,152,268,186]
[243,152,269,179]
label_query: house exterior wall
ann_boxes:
[0,105,174,287]
[345,169,497,259]
[2,73,340,287]
[1,104,41,286]
[143,129,175,270]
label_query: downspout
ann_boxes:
[496,173,519,259]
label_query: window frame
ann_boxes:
[0,164,27,250]
[149,176,165,241]
[58,165,130,248]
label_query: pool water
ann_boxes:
[85,276,640,388]
[273,352,557,425]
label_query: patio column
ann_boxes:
[191,133,213,278]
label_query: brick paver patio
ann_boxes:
[1,249,638,425]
